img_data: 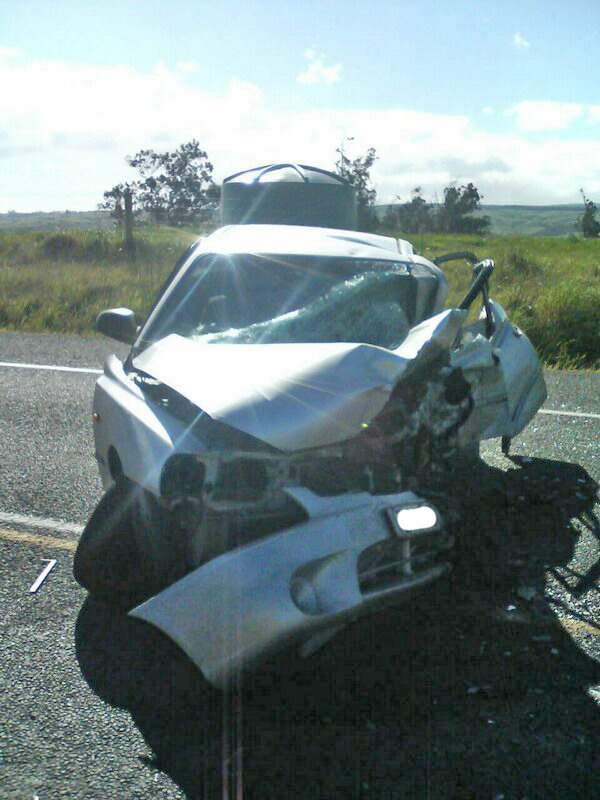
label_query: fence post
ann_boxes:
[124,188,135,255]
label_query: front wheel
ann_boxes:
[458,440,481,464]
[73,479,159,609]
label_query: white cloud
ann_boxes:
[176,60,200,74]
[507,100,584,131]
[0,45,23,60]
[482,106,494,115]
[513,31,531,49]
[297,51,341,86]
[0,52,599,210]
[587,105,600,124]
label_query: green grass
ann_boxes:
[411,232,600,368]
[0,227,197,335]
[0,226,598,368]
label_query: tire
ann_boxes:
[73,479,158,609]
[459,440,481,464]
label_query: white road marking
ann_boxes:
[30,559,57,593]
[0,361,102,375]
[539,409,600,421]
[0,511,83,536]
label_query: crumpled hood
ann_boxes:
[132,310,466,452]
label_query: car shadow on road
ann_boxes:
[75,456,600,799]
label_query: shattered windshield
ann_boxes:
[142,253,414,350]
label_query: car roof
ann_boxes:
[194,224,418,262]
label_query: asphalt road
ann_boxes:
[0,331,599,800]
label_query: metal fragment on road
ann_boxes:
[29,559,57,593]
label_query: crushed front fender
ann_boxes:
[129,488,451,687]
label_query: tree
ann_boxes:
[382,188,433,233]
[334,145,378,232]
[381,184,488,236]
[394,187,435,233]
[99,183,139,224]
[579,189,600,238]
[382,205,398,232]
[100,140,218,227]
[436,182,490,235]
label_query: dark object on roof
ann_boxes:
[221,163,358,230]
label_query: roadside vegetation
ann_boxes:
[0,226,598,369]
[0,226,195,336]
[375,204,583,237]
[413,232,600,369]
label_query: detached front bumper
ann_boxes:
[129,488,451,687]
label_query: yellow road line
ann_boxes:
[0,526,77,552]
[558,616,600,637]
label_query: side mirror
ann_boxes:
[96,307,137,344]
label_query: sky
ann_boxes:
[1,0,599,211]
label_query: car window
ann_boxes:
[139,252,414,350]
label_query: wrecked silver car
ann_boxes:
[74,164,547,688]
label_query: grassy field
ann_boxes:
[411,232,599,369]
[0,226,598,368]
[0,226,196,336]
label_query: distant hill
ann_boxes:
[0,210,113,231]
[479,204,581,236]
[375,203,582,236]
[0,204,584,236]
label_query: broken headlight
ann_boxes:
[389,504,439,535]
